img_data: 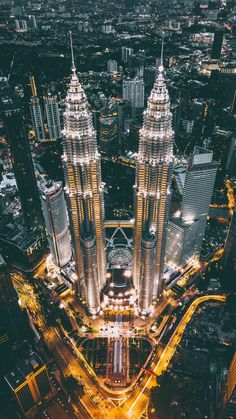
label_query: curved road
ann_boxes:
[14,272,227,418]
[108,294,226,419]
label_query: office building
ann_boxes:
[29,75,45,142]
[5,352,52,416]
[44,93,61,141]
[107,59,118,73]
[117,100,132,152]
[102,24,113,34]
[1,99,44,230]
[211,25,224,60]
[30,96,46,141]
[39,180,72,268]
[221,352,236,418]
[62,38,106,314]
[122,79,144,109]
[99,116,118,157]
[0,255,26,349]
[181,146,217,255]
[127,120,142,152]
[223,208,236,271]
[133,48,174,315]
[121,46,134,63]
[144,66,157,88]
[0,215,47,271]
[15,19,28,32]
[210,129,232,181]
[28,15,37,30]
[226,137,236,179]
[166,219,200,267]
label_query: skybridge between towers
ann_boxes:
[104,220,135,228]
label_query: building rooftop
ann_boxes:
[39,179,62,196]
[174,167,186,195]
[0,216,42,250]
[5,352,45,391]
[191,146,214,166]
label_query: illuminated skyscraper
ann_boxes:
[30,97,46,141]
[62,34,105,314]
[29,76,45,142]
[1,98,44,230]
[44,93,62,141]
[39,180,72,268]
[181,146,217,256]
[133,37,174,315]
[166,147,217,268]
[166,219,200,267]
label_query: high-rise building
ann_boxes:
[133,47,174,315]
[99,116,118,157]
[15,19,28,32]
[223,208,236,271]
[62,36,106,314]
[28,15,37,30]
[211,25,224,60]
[166,219,200,267]
[39,180,72,268]
[1,99,44,230]
[29,75,45,142]
[44,93,62,141]
[226,137,236,179]
[121,46,134,63]
[11,5,22,16]
[117,100,132,152]
[221,352,236,418]
[30,96,46,141]
[127,120,142,152]
[0,255,26,349]
[144,66,157,88]
[107,59,118,73]
[209,129,232,182]
[5,352,52,416]
[122,79,144,109]
[181,146,217,255]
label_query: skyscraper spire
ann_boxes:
[159,32,164,73]
[133,35,174,316]
[62,37,106,315]
[69,31,76,73]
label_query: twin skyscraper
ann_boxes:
[62,34,174,316]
